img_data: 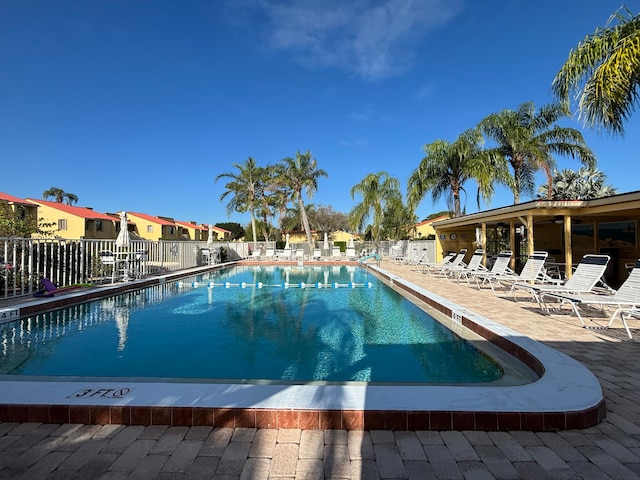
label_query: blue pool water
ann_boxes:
[0,265,504,384]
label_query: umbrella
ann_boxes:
[116,211,131,248]
[207,225,214,246]
[348,234,355,249]
[323,232,329,252]
[475,228,482,247]
[115,211,131,281]
[284,233,290,249]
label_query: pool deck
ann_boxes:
[2,259,640,478]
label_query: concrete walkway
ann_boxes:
[2,259,640,479]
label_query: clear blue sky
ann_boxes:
[2,1,638,228]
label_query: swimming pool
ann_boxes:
[0,265,521,384]
[0,262,606,431]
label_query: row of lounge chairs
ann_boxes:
[249,247,361,262]
[412,248,640,338]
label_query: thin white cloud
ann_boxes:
[349,104,375,121]
[339,137,370,148]
[415,82,435,101]
[234,0,462,80]
[349,112,370,121]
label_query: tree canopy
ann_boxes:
[479,102,596,203]
[552,7,640,135]
[42,187,78,205]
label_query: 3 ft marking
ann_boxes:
[68,387,132,399]
[452,311,462,324]
[0,308,20,321]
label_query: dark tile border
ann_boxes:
[0,403,605,431]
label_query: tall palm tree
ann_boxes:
[479,102,596,204]
[42,187,78,205]
[552,7,640,135]
[215,157,265,248]
[349,172,401,242]
[537,167,617,200]
[407,128,510,217]
[274,150,327,247]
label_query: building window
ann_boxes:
[96,220,103,231]
[147,225,153,233]
[58,219,67,230]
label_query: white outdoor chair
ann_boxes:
[510,253,610,307]
[424,249,468,275]
[474,251,549,295]
[98,250,116,283]
[469,251,514,288]
[540,259,640,335]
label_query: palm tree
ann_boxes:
[407,128,510,217]
[215,157,265,248]
[381,195,417,240]
[552,7,640,135]
[273,150,327,247]
[349,172,401,242]
[43,187,78,205]
[537,167,617,200]
[479,102,596,204]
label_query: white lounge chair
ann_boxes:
[424,249,468,275]
[469,251,514,288]
[540,259,640,335]
[474,251,549,295]
[332,247,342,261]
[510,253,611,307]
[445,249,489,283]
[406,248,429,266]
[345,247,357,261]
[264,248,276,261]
[414,251,456,273]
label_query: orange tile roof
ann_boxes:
[176,221,207,231]
[26,198,116,221]
[128,212,176,226]
[416,215,449,226]
[0,192,31,204]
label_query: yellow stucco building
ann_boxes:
[27,198,117,239]
[175,221,207,241]
[127,212,182,241]
[0,192,39,236]
[412,215,449,239]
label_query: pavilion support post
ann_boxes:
[527,213,534,258]
[481,223,487,267]
[564,215,573,279]
[509,222,516,271]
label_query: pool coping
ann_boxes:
[0,262,605,431]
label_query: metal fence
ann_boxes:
[0,238,230,299]
[0,237,436,300]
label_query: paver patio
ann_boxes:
[1,259,639,479]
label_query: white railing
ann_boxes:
[0,238,234,299]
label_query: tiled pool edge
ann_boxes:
[0,262,606,431]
